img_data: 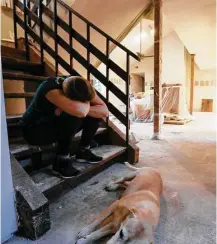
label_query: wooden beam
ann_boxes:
[94,3,153,68]
[153,0,163,140]
[190,54,195,115]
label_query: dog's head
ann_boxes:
[107,207,155,244]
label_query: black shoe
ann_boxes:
[90,140,99,149]
[75,148,103,164]
[52,157,80,178]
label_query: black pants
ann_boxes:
[22,113,100,155]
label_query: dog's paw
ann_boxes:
[105,182,118,191]
[75,238,88,244]
[77,226,93,239]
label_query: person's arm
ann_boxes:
[88,94,109,118]
[46,89,90,118]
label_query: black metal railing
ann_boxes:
[13,0,140,146]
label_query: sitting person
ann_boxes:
[21,76,109,178]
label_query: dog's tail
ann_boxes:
[124,162,149,171]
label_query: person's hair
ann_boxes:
[64,76,96,102]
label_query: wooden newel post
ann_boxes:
[190,54,195,115]
[153,0,163,140]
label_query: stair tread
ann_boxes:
[7,114,22,121]
[31,145,126,193]
[4,92,35,98]
[2,56,42,66]
[9,128,107,157]
[3,72,47,82]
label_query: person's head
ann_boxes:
[62,76,96,102]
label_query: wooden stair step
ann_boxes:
[2,56,44,75]
[7,114,22,123]
[31,145,126,198]
[4,92,35,98]
[3,72,47,82]
[1,45,26,60]
[9,128,107,159]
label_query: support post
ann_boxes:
[190,54,195,115]
[153,0,162,140]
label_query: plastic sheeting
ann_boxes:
[130,85,194,123]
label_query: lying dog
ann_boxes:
[76,162,164,244]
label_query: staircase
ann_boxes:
[2,0,140,240]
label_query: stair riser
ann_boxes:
[2,62,44,75]
[7,125,24,139]
[1,46,26,60]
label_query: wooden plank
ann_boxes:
[153,0,163,140]
[7,114,22,122]
[190,54,195,115]
[201,99,213,112]
[3,72,47,82]
[2,56,44,75]
[4,92,35,98]
[164,119,191,125]
[1,45,26,60]
[31,145,126,198]
[11,154,50,240]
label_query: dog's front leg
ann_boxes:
[77,202,117,239]
[105,172,137,191]
[76,223,114,244]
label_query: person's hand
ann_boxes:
[55,107,62,116]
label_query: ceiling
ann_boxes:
[60,0,216,71]
[163,0,216,70]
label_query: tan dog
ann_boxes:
[76,162,164,244]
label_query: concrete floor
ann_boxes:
[7,112,216,244]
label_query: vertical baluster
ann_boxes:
[87,24,90,80]
[69,11,73,72]
[106,38,110,128]
[54,0,58,76]
[126,53,130,146]
[39,0,43,64]
[27,0,31,27]
[23,0,29,60]
[13,0,18,48]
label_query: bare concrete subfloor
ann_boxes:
[7,112,216,244]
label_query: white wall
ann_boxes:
[1,69,17,243]
[193,68,216,112]
[131,31,186,86]
[162,31,186,84]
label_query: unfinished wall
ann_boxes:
[1,8,24,40]
[162,31,186,84]
[131,31,186,87]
